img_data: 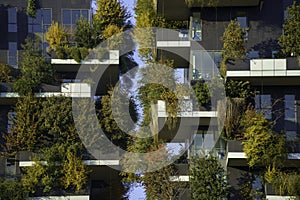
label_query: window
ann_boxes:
[7,111,16,134]
[255,94,272,119]
[192,50,222,80]
[190,12,202,41]
[8,42,17,67]
[237,16,247,29]
[28,8,52,33]
[8,8,17,32]
[285,95,296,121]
[285,94,297,141]
[62,9,89,31]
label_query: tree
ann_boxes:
[192,80,210,107]
[75,18,95,49]
[190,156,230,200]
[22,143,89,194]
[45,22,69,58]
[0,63,12,82]
[242,110,286,168]
[5,96,79,153]
[92,0,129,45]
[13,38,54,95]
[63,145,90,191]
[98,89,135,150]
[5,95,42,153]
[279,1,300,56]
[221,20,246,76]
[27,0,37,18]
[0,179,28,200]
[94,0,129,32]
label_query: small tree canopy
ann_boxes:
[242,110,286,168]
[279,2,300,56]
[46,22,69,56]
[190,156,230,200]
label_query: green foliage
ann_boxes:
[27,0,37,18]
[0,63,12,82]
[75,18,95,49]
[66,46,89,62]
[13,38,54,95]
[0,179,28,200]
[135,0,166,60]
[222,98,246,140]
[5,95,42,152]
[279,1,300,56]
[225,80,253,100]
[22,159,46,193]
[266,167,300,198]
[98,89,134,150]
[45,22,69,56]
[63,145,90,191]
[222,20,246,60]
[221,20,246,76]
[5,96,80,153]
[242,110,287,168]
[143,165,184,200]
[22,143,89,194]
[190,156,230,200]
[192,80,210,107]
[93,0,129,44]
[138,61,178,129]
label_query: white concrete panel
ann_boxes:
[274,59,286,70]
[262,59,274,70]
[251,71,263,76]
[226,71,251,77]
[250,59,262,70]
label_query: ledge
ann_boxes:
[19,160,119,167]
[169,175,189,182]
[157,41,191,47]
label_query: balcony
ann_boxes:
[18,149,120,167]
[226,140,300,167]
[0,82,91,101]
[156,29,191,68]
[157,99,217,118]
[51,50,119,73]
[226,58,300,85]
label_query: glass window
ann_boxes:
[62,9,89,31]
[7,111,16,133]
[8,42,18,66]
[43,9,52,25]
[286,131,297,141]
[255,94,272,119]
[28,8,52,33]
[192,50,222,80]
[62,10,71,24]
[8,8,17,23]
[285,95,296,121]
[237,17,247,29]
[191,14,202,41]
[81,10,89,19]
[71,10,81,24]
[8,8,17,32]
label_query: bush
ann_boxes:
[0,179,28,200]
[27,0,37,18]
[192,80,210,107]
[0,63,12,82]
[242,110,286,168]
